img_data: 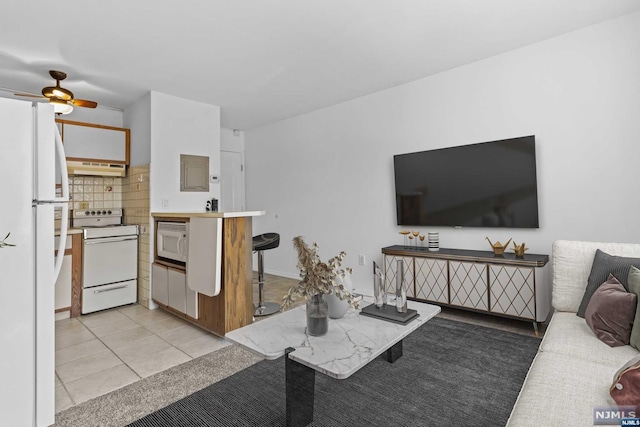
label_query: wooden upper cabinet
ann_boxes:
[56,119,130,165]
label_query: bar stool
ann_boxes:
[253,232,280,316]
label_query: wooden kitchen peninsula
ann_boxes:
[151,211,265,336]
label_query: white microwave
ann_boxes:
[157,221,189,262]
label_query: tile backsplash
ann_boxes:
[69,176,123,210]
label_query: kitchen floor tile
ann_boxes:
[55,385,74,413]
[175,335,232,359]
[55,328,96,350]
[79,309,131,328]
[143,315,190,334]
[56,339,108,366]
[156,324,208,346]
[118,304,150,318]
[83,316,141,338]
[110,335,173,364]
[55,318,86,334]
[126,346,191,378]
[99,326,154,350]
[125,308,173,325]
[56,350,123,384]
[64,364,139,405]
[55,374,62,386]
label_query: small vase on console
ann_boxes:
[306,294,328,336]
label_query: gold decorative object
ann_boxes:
[513,241,529,258]
[399,230,411,246]
[486,237,512,255]
[419,235,425,241]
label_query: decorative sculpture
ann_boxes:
[486,237,512,255]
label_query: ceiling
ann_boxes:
[1,0,639,130]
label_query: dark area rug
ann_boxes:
[127,317,539,427]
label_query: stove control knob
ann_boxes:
[107,210,112,215]
[90,210,96,215]
[96,211,102,215]
[85,210,90,216]
[102,210,107,215]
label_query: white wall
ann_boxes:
[150,91,221,212]
[124,93,151,166]
[63,106,123,127]
[221,127,245,152]
[245,12,640,291]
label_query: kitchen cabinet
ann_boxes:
[152,263,198,319]
[56,119,130,165]
[54,237,72,319]
[151,211,264,336]
[54,232,83,319]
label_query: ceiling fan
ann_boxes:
[14,70,98,115]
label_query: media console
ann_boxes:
[381,245,550,334]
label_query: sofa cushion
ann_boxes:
[584,274,636,347]
[552,241,640,313]
[577,250,640,317]
[540,312,639,366]
[610,354,640,408]
[506,351,619,427]
[629,266,640,350]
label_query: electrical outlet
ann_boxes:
[79,201,89,209]
[358,254,366,266]
[162,198,169,208]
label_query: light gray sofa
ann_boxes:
[507,240,640,426]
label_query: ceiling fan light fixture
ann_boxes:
[50,98,73,115]
[42,85,73,101]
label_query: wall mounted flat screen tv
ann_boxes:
[394,135,539,228]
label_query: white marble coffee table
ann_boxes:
[226,297,441,426]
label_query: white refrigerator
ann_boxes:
[0,97,70,426]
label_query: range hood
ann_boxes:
[66,160,126,177]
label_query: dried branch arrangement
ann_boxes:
[282,236,358,309]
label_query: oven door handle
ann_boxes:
[84,236,138,245]
[94,284,129,294]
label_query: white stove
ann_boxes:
[72,208,139,314]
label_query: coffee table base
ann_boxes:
[285,341,404,426]
[286,347,315,427]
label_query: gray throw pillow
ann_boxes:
[585,274,637,347]
[577,250,640,318]
[628,266,640,350]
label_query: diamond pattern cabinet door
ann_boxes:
[414,258,448,304]
[489,265,535,320]
[449,261,488,310]
[383,255,415,298]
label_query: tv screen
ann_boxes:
[393,136,539,228]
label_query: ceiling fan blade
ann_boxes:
[14,93,47,99]
[71,99,98,108]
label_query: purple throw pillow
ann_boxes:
[585,274,637,347]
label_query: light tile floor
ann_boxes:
[55,304,230,413]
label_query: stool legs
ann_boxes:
[255,250,280,316]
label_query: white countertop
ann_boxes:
[151,210,265,218]
[54,228,83,236]
[225,297,441,379]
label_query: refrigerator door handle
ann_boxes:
[53,125,69,280]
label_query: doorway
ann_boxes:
[220,150,245,212]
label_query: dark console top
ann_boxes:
[381,245,549,267]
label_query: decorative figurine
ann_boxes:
[486,237,512,255]
[513,241,529,258]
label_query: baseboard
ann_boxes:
[252,268,299,280]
